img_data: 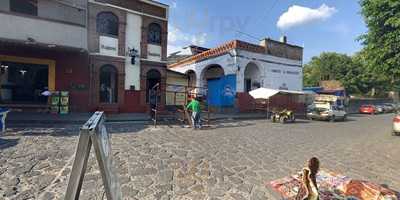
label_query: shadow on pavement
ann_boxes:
[349,114,370,118]
[0,137,19,150]
[292,120,311,124]
[5,123,148,137]
[200,122,255,130]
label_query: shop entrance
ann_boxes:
[146,69,161,103]
[0,61,49,104]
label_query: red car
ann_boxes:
[359,104,376,114]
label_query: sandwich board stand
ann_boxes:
[65,111,122,200]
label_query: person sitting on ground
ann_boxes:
[186,96,202,129]
[296,157,320,200]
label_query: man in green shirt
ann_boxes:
[186,97,202,129]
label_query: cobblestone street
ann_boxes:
[1,114,399,200]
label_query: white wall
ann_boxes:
[0,13,87,49]
[38,0,87,26]
[265,64,303,91]
[237,50,302,92]
[169,52,237,89]
[124,13,142,90]
[169,49,303,92]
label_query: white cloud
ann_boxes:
[191,33,207,46]
[277,4,337,30]
[168,25,208,55]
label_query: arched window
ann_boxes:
[148,23,162,44]
[99,65,118,103]
[96,12,119,36]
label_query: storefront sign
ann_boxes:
[147,44,162,61]
[100,36,118,56]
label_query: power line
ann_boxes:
[235,30,261,41]
[254,0,280,34]
[265,0,280,23]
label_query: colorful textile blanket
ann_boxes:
[268,170,398,200]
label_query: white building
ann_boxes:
[168,38,303,110]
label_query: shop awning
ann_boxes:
[249,88,305,100]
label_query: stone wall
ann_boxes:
[260,39,303,61]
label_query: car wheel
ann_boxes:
[330,115,336,122]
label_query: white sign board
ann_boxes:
[147,44,162,62]
[100,36,118,56]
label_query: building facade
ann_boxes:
[0,0,89,112]
[87,0,169,113]
[0,0,169,113]
[168,38,304,111]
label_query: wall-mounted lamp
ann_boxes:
[20,69,27,76]
[127,47,139,65]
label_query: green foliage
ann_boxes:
[303,52,363,94]
[304,0,400,96]
[359,0,400,91]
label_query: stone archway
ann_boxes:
[146,69,161,103]
[200,64,225,89]
[243,62,261,92]
[99,65,118,103]
[200,64,225,105]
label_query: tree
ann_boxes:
[359,0,400,92]
[303,52,362,94]
[352,50,388,96]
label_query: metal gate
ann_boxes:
[207,75,236,107]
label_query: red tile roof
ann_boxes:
[168,40,265,68]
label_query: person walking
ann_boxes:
[186,96,202,129]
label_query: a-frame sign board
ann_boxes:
[65,111,122,200]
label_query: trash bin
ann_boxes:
[0,108,10,133]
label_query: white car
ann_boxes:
[393,114,400,136]
[307,104,347,122]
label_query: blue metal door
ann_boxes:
[221,75,236,106]
[207,78,222,106]
[207,75,236,107]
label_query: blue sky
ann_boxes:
[158,0,367,63]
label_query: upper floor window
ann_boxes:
[148,23,161,44]
[10,0,38,16]
[96,12,119,37]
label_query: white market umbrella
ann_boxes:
[249,88,280,99]
[249,88,306,99]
